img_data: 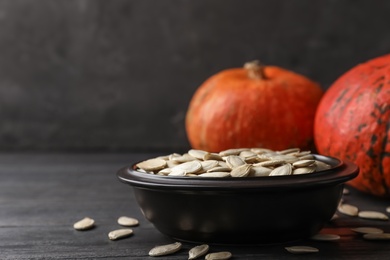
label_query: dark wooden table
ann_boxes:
[1,153,390,259]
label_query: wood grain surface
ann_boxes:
[1,153,390,259]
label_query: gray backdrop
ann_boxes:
[1,0,389,152]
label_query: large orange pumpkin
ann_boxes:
[185,61,323,152]
[314,54,390,197]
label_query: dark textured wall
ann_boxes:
[1,0,390,152]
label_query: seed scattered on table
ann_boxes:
[358,211,389,221]
[285,246,319,254]
[338,203,359,216]
[387,206,390,213]
[108,228,133,240]
[351,227,384,234]
[205,251,232,260]
[73,217,95,231]
[117,216,139,227]
[343,188,350,195]
[310,233,340,241]
[149,242,182,257]
[188,244,209,260]
[363,233,390,240]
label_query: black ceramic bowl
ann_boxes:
[117,154,358,245]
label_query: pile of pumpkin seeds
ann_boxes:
[135,148,332,177]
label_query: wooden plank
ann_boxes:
[0,153,389,259]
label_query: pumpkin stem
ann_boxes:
[244,60,266,80]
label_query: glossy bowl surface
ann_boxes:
[117,154,358,244]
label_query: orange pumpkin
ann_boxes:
[314,54,390,197]
[185,61,323,152]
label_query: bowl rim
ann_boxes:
[117,154,359,191]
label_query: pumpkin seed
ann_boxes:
[207,166,231,173]
[271,154,299,163]
[315,160,332,171]
[198,172,231,178]
[293,159,315,167]
[386,206,390,213]
[239,150,258,162]
[338,203,359,216]
[166,160,180,168]
[136,168,149,174]
[218,161,228,168]
[188,149,209,160]
[351,227,384,234]
[285,246,319,254]
[136,158,167,172]
[168,168,187,176]
[188,244,209,260]
[108,228,133,240]
[117,216,139,227]
[258,160,285,167]
[158,168,172,175]
[298,154,315,160]
[269,163,292,176]
[251,148,274,154]
[149,242,182,256]
[358,211,389,221]
[310,233,340,241]
[225,155,246,168]
[171,160,202,174]
[168,153,181,160]
[363,233,390,240]
[230,164,252,177]
[204,153,223,161]
[201,160,220,171]
[171,153,197,163]
[343,188,350,195]
[249,165,272,177]
[293,166,315,175]
[293,151,312,157]
[277,148,300,155]
[73,217,95,231]
[219,148,244,156]
[205,251,232,260]
[255,155,273,162]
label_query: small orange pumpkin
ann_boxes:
[185,61,323,152]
